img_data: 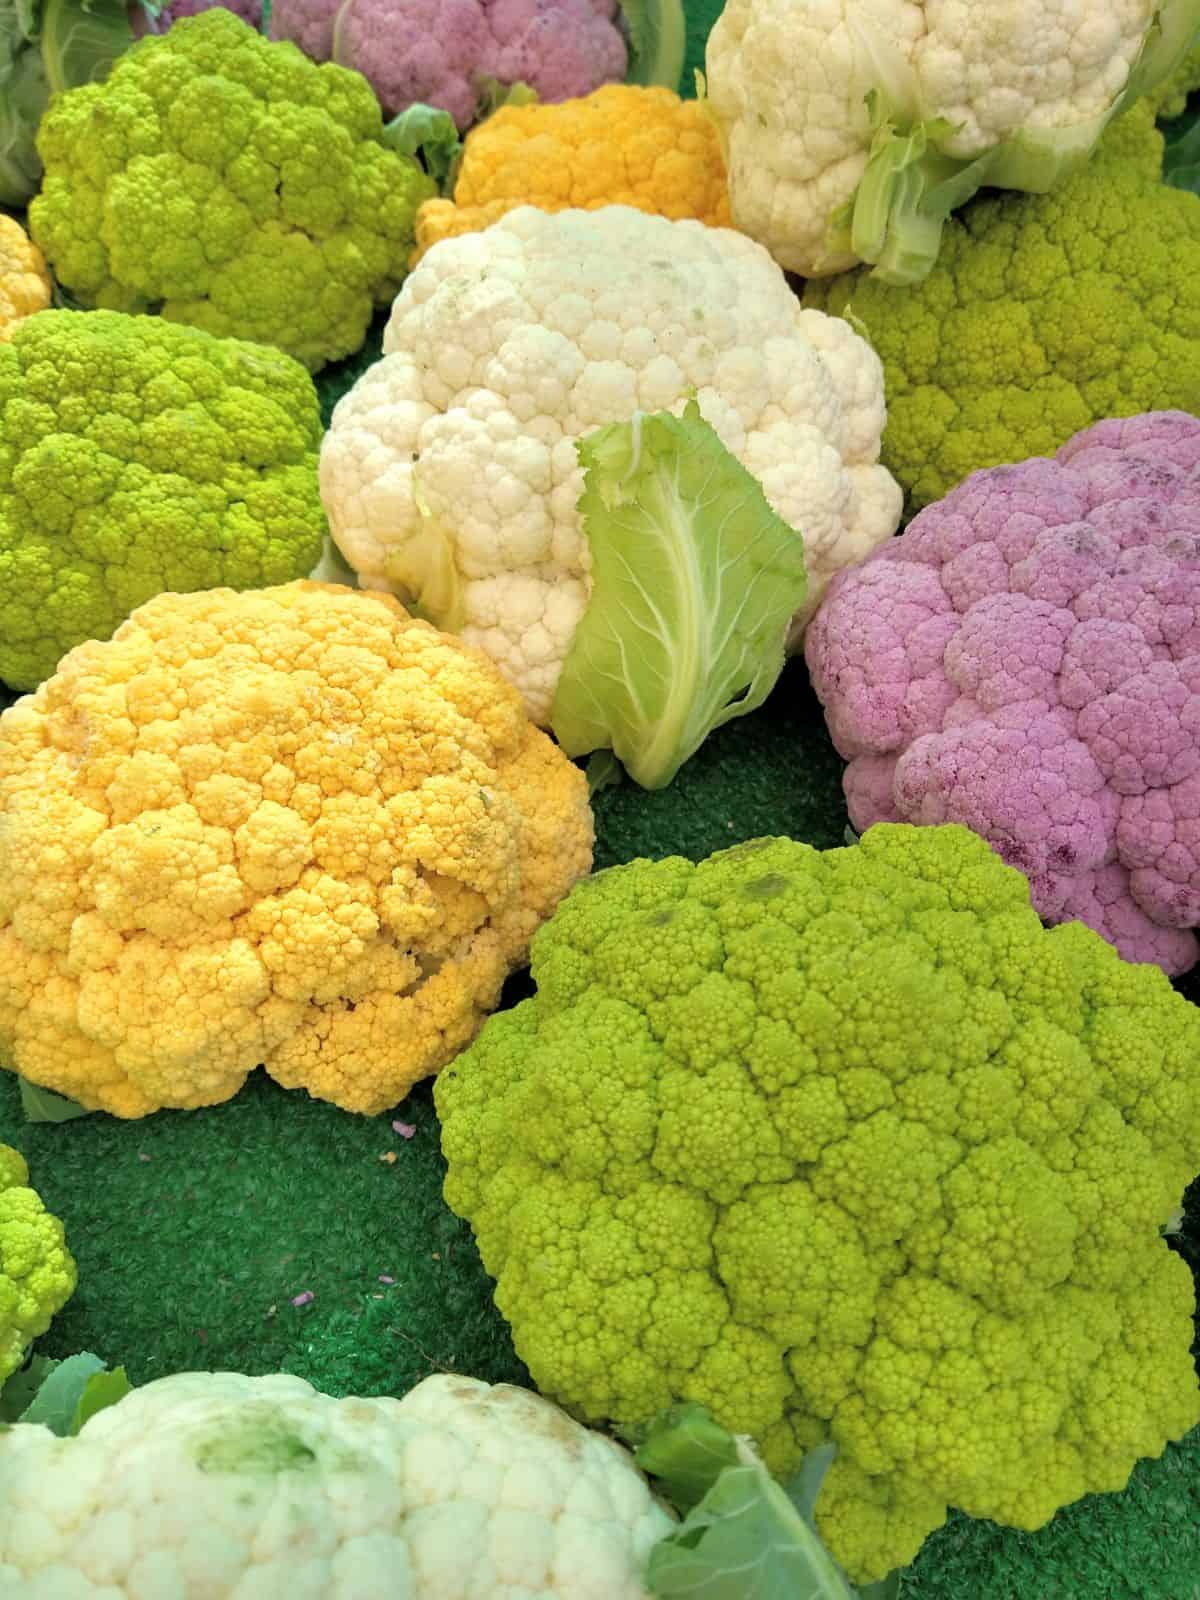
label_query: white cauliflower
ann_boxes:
[0,1370,675,1598]
[704,0,1200,281]
[319,204,901,722]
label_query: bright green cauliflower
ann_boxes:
[435,823,1200,1585]
[26,9,436,372]
[803,101,1200,513]
[0,1145,75,1387]
[0,308,327,690]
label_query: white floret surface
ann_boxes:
[319,204,901,721]
[0,1371,674,1598]
[705,0,1156,273]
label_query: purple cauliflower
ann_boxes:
[130,0,263,35]
[269,0,628,128]
[805,411,1200,976]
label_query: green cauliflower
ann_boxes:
[0,308,326,690]
[435,823,1200,1586]
[0,1144,75,1387]
[803,101,1200,513]
[26,8,436,372]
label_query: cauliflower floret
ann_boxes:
[435,822,1200,1584]
[705,0,1196,279]
[0,1145,76,1386]
[0,1371,675,1597]
[270,0,628,126]
[806,409,1200,975]
[0,581,593,1117]
[320,204,901,722]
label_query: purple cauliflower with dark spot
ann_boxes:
[805,411,1200,976]
[130,0,263,36]
[269,0,628,128]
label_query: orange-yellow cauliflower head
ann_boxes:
[0,581,594,1117]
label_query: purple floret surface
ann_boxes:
[806,410,1200,976]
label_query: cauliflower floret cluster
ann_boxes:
[0,217,50,343]
[0,1371,673,1597]
[0,581,593,1117]
[27,9,436,371]
[436,823,1200,1584]
[0,1145,76,1387]
[706,0,1194,279]
[806,410,1200,976]
[411,84,731,262]
[802,101,1200,511]
[0,310,327,691]
[321,203,901,722]
[270,0,628,127]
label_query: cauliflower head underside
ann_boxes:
[0,309,326,691]
[0,581,593,1116]
[26,8,436,372]
[803,101,1200,513]
[707,0,1171,276]
[806,409,1200,976]
[0,1144,76,1386]
[0,1371,672,1598]
[411,85,732,263]
[435,823,1200,1584]
[320,203,901,724]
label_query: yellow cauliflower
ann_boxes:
[0,582,594,1118]
[0,218,50,342]
[412,84,731,263]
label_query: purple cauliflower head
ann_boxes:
[805,411,1200,976]
[130,0,263,36]
[270,0,627,127]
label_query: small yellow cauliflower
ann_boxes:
[412,84,732,263]
[0,218,50,342]
[0,582,593,1118]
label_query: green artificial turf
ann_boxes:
[2,660,1199,1600]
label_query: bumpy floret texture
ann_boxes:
[0,1371,673,1597]
[0,581,593,1117]
[806,411,1200,976]
[802,102,1200,512]
[27,9,436,371]
[412,85,731,262]
[0,310,326,691]
[0,1145,76,1386]
[321,204,901,722]
[706,0,1167,275]
[271,0,627,127]
[436,823,1200,1583]
[0,217,50,343]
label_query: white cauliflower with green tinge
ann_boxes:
[319,203,901,722]
[0,1370,675,1597]
[705,0,1200,281]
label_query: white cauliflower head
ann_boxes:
[705,0,1194,278]
[0,1370,675,1598]
[319,204,901,722]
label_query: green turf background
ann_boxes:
[4,3,1200,1594]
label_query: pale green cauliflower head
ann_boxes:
[0,1370,674,1598]
[435,823,1200,1585]
[705,0,1200,281]
[0,308,327,690]
[319,203,902,723]
[0,1145,76,1387]
[26,8,436,372]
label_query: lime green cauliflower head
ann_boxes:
[26,8,436,372]
[435,823,1200,1585]
[803,101,1200,513]
[0,1145,75,1387]
[0,308,327,690]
